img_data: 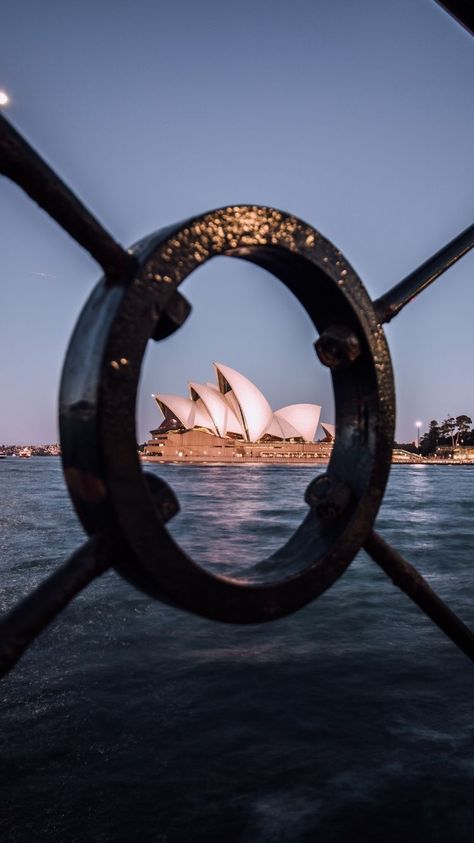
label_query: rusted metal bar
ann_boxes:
[364,529,474,662]
[0,113,137,282]
[374,224,474,323]
[0,475,179,678]
[152,289,193,341]
[0,535,108,678]
[435,1,474,35]
[0,113,192,321]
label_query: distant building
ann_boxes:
[144,362,333,464]
[453,446,474,462]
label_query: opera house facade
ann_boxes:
[143,363,334,464]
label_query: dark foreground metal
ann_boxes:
[0,103,473,677]
[435,1,474,35]
[59,204,395,623]
[364,531,474,662]
[0,475,179,676]
[374,224,474,324]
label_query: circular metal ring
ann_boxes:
[59,205,395,622]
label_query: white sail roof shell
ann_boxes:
[188,382,244,438]
[320,421,335,441]
[214,362,273,442]
[154,394,195,428]
[193,398,218,433]
[265,415,302,440]
[154,393,216,433]
[273,403,321,443]
[153,368,324,445]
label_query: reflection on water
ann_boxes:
[154,464,326,577]
[1,459,474,842]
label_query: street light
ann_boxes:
[415,421,422,448]
[0,91,10,107]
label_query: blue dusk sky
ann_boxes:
[0,0,472,445]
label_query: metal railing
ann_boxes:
[0,103,473,677]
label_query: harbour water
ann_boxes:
[1,458,473,841]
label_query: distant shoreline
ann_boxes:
[1,453,472,467]
[141,456,474,467]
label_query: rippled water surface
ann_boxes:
[1,458,473,842]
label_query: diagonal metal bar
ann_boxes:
[0,112,137,282]
[0,534,109,678]
[0,475,179,679]
[374,223,474,323]
[0,113,192,327]
[435,1,474,35]
[364,529,474,662]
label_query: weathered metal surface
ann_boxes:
[305,475,352,521]
[0,104,473,674]
[315,324,361,369]
[0,112,191,323]
[374,224,474,324]
[0,474,179,677]
[364,530,474,662]
[0,113,135,283]
[59,206,395,623]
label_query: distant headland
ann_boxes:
[0,444,60,458]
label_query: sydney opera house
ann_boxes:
[143,363,335,464]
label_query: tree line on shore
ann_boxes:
[396,415,473,456]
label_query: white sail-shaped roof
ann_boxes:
[194,399,218,433]
[273,403,321,443]
[265,414,302,440]
[189,382,244,438]
[213,362,273,442]
[224,390,248,434]
[153,366,324,445]
[154,394,195,428]
[320,421,335,441]
[154,393,216,433]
